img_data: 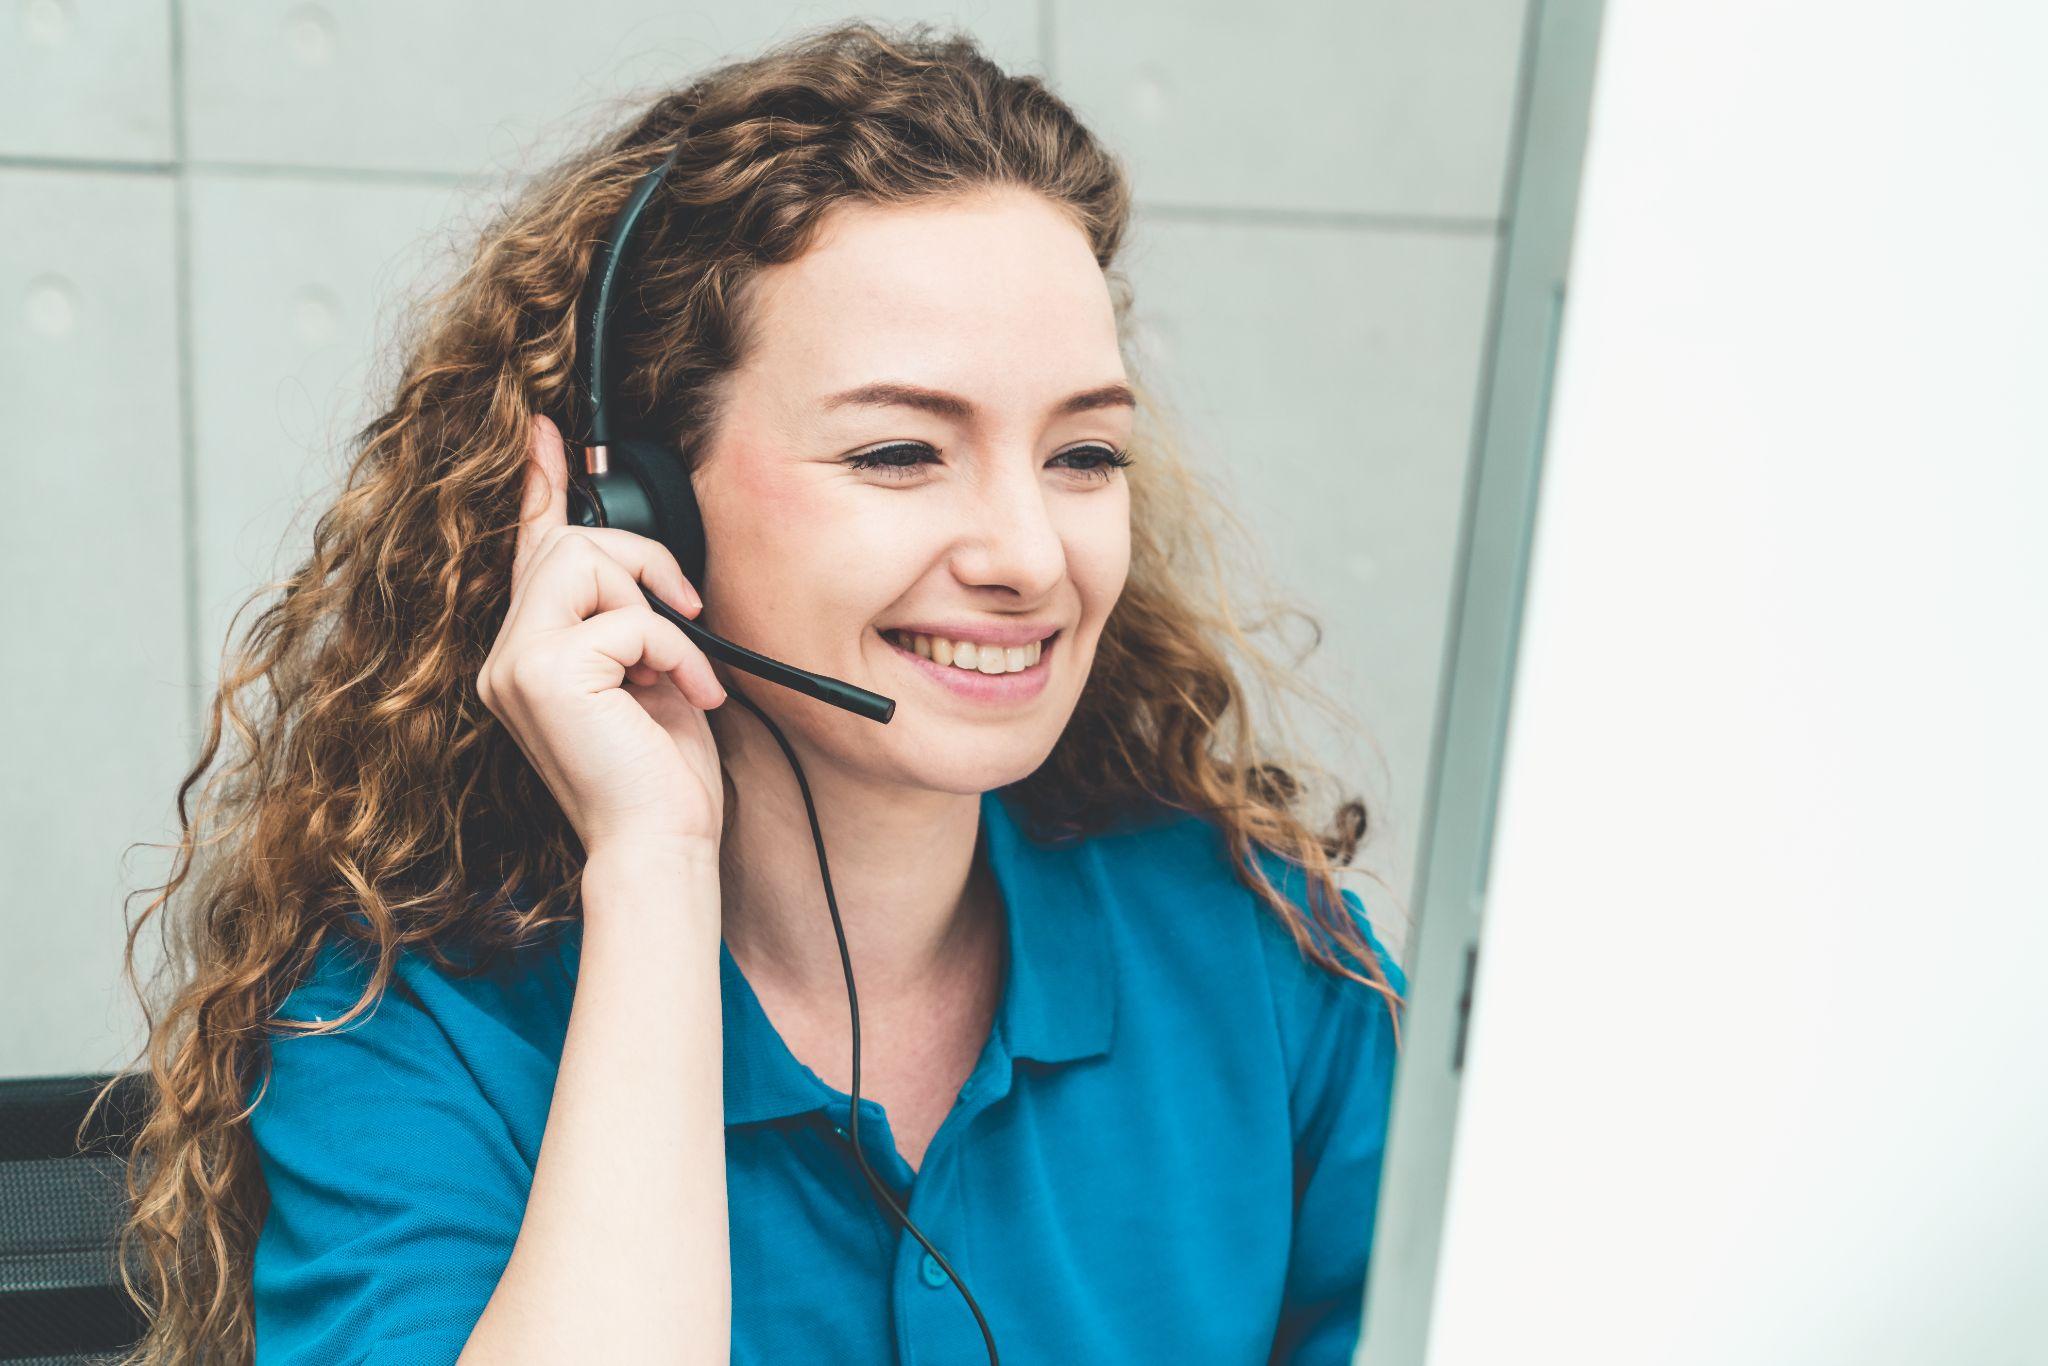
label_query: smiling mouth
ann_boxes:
[881,628,1059,676]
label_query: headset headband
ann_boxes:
[578,145,685,448]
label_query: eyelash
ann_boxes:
[844,442,1134,480]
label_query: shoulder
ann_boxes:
[1075,799,1403,976]
[1066,802,1403,1158]
[1076,801,1405,1047]
[254,919,582,1164]
[248,919,576,1359]
[272,919,579,1057]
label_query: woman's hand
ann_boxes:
[477,414,728,862]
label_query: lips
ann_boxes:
[879,627,1058,702]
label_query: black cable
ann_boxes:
[723,683,1001,1366]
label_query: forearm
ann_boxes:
[460,846,729,1363]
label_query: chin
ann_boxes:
[881,726,1065,798]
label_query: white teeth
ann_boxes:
[888,630,1047,675]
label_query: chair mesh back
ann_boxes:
[0,1074,152,1362]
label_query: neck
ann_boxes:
[708,703,995,1011]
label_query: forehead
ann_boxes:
[736,189,1123,398]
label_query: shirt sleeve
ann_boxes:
[247,938,540,1365]
[1262,886,1408,1366]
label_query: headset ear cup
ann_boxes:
[610,436,707,588]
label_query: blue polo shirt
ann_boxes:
[248,787,1404,1364]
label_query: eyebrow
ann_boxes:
[821,380,1136,422]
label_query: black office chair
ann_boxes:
[0,1073,152,1363]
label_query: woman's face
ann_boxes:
[694,186,1134,796]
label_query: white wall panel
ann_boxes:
[1120,214,1498,945]
[180,1,1043,175]
[0,0,176,161]
[183,173,489,694]
[0,167,185,1076]
[1058,0,1528,220]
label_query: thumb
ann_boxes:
[515,414,571,571]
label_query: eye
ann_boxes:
[843,442,939,477]
[1053,444,1135,480]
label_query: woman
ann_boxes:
[104,20,1404,1365]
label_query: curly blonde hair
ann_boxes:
[93,19,1406,1362]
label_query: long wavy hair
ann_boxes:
[94,19,1406,1363]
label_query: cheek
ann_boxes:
[696,476,817,635]
[848,496,936,563]
[705,483,932,641]
[1065,495,1133,615]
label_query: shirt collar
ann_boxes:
[720,786,1119,1128]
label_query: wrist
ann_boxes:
[581,840,723,926]
[583,832,722,872]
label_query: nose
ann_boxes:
[951,450,1066,601]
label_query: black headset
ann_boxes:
[567,145,894,724]
[565,144,1002,1364]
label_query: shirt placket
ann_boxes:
[805,1024,1019,1364]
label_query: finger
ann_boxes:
[554,526,702,620]
[673,644,728,709]
[679,663,729,711]
[513,414,571,590]
[514,526,703,642]
[576,606,726,710]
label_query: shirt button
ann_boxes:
[920,1253,949,1288]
